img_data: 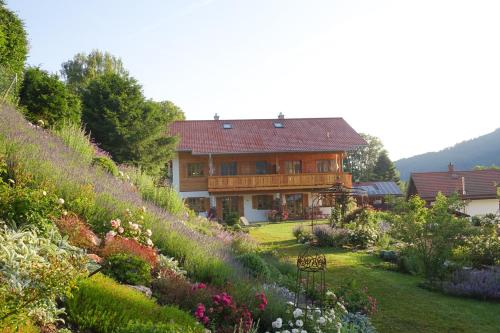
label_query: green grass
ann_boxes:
[249,221,500,333]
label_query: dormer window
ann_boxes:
[274,122,284,128]
[223,123,232,129]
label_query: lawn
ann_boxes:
[249,221,500,333]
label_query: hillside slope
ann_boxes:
[396,128,500,180]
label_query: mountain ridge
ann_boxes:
[395,128,500,180]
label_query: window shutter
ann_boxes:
[252,196,257,209]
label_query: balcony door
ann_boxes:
[285,193,304,219]
[284,160,302,174]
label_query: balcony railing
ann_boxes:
[208,172,352,192]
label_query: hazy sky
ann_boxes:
[9,0,500,160]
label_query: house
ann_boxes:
[167,114,366,222]
[407,164,500,216]
[353,181,403,209]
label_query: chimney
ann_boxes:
[461,176,466,195]
[278,112,285,120]
[214,113,220,121]
[448,162,454,173]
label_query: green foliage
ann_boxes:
[19,67,81,128]
[0,181,63,234]
[92,156,118,176]
[124,166,186,216]
[332,280,377,316]
[0,1,28,100]
[236,253,271,279]
[372,150,400,184]
[0,225,87,328]
[390,193,471,280]
[454,224,500,268]
[344,133,384,182]
[81,73,178,173]
[118,320,200,333]
[102,253,152,286]
[66,274,203,333]
[53,122,95,164]
[224,211,240,226]
[61,49,129,94]
[313,225,350,247]
[345,209,381,249]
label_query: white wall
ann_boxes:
[179,191,210,199]
[171,154,180,191]
[243,195,269,223]
[465,199,499,216]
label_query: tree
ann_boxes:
[61,50,128,94]
[344,133,384,181]
[81,73,178,173]
[373,150,400,184]
[0,1,28,97]
[19,67,82,128]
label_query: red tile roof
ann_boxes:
[168,118,366,155]
[409,169,500,200]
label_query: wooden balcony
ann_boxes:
[208,172,352,193]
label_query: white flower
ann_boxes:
[146,238,153,247]
[292,329,299,333]
[288,320,294,327]
[295,320,303,327]
[42,190,47,196]
[118,227,124,234]
[62,210,68,216]
[58,198,65,205]
[146,229,152,237]
[317,317,326,325]
[283,331,290,333]
[293,308,303,318]
[326,290,335,297]
[118,170,124,177]
[131,223,139,231]
[142,206,147,212]
[273,318,282,328]
[300,330,307,333]
[107,230,116,237]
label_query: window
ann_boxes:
[256,161,271,174]
[187,163,204,177]
[186,197,207,213]
[221,161,237,176]
[316,160,336,173]
[320,196,335,207]
[223,123,232,129]
[284,160,302,174]
[274,122,284,128]
[253,195,273,210]
[286,193,304,218]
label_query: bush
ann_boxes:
[54,212,100,251]
[342,312,377,333]
[313,225,349,247]
[231,232,259,254]
[102,253,152,286]
[236,253,271,280]
[101,236,158,267]
[118,320,200,333]
[440,267,500,300]
[455,225,500,268]
[0,225,87,328]
[224,211,240,226]
[151,275,214,311]
[345,208,380,249]
[65,274,203,333]
[334,280,377,315]
[292,224,313,244]
[379,250,398,263]
[92,156,119,176]
[53,122,96,165]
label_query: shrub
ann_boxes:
[102,253,152,286]
[342,312,377,333]
[151,275,214,311]
[0,183,62,234]
[455,225,500,268]
[440,267,500,300]
[236,253,271,279]
[0,225,87,328]
[333,280,377,315]
[53,122,95,165]
[347,223,379,249]
[65,274,203,333]
[101,236,158,267]
[118,320,200,333]
[313,225,349,247]
[292,224,313,244]
[379,250,398,263]
[154,254,187,278]
[54,212,100,251]
[224,211,240,226]
[92,156,119,176]
[231,232,259,255]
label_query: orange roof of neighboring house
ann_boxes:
[168,117,366,155]
[409,169,500,200]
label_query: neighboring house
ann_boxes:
[167,114,366,222]
[353,181,403,209]
[407,164,500,216]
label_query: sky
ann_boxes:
[8,0,500,160]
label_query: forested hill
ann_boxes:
[395,128,500,180]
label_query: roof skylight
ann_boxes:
[274,122,284,128]
[223,123,233,129]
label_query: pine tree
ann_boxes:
[373,150,400,184]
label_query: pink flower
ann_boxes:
[110,219,121,229]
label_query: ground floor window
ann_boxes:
[221,196,240,222]
[253,195,273,210]
[186,197,208,213]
